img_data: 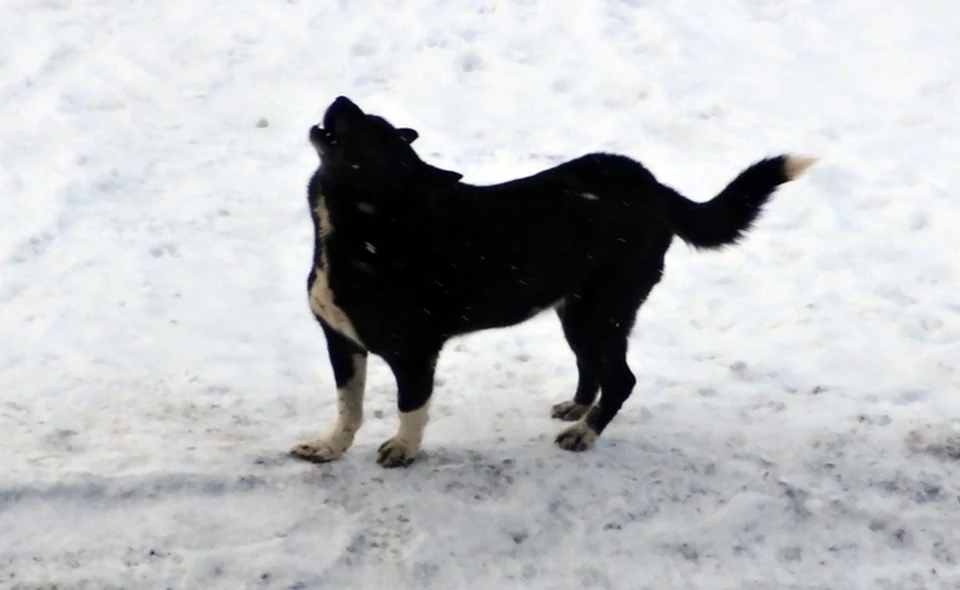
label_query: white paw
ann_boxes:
[550,400,592,421]
[290,433,351,463]
[376,436,419,468]
[555,421,598,452]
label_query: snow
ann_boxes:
[2,0,960,587]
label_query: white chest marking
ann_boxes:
[309,194,364,348]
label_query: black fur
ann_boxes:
[297,95,811,467]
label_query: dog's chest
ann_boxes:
[308,193,365,347]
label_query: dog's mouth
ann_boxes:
[309,125,335,152]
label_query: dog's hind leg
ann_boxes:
[377,350,440,468]
[554,328,635,452]
[551,305,600,421]
[291,321,368,463]
[554,261,664,451]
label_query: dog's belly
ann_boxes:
[308,265,364,347]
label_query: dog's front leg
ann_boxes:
[377,353,438,468]
[291,321,368,463]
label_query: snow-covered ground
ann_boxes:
[2,0,960,587]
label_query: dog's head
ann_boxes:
[309,96,462,188]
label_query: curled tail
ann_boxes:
[664,154,816,249]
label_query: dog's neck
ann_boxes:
[307,170,385,259]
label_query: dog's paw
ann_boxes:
[290,436,347,463]
[551,400,591,421]
[555,422,598,452]
[376,437,418,468]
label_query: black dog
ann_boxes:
[290,95,815,468]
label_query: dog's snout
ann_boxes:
[310,125,329,144]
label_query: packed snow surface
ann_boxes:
[2,0,960,588]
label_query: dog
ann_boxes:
[290,95,815,468]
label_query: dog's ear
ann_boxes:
[397,128,419,144]
[418,163,463,187]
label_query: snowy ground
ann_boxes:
[2,0,960,588]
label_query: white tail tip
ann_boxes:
[784,155,818,180]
